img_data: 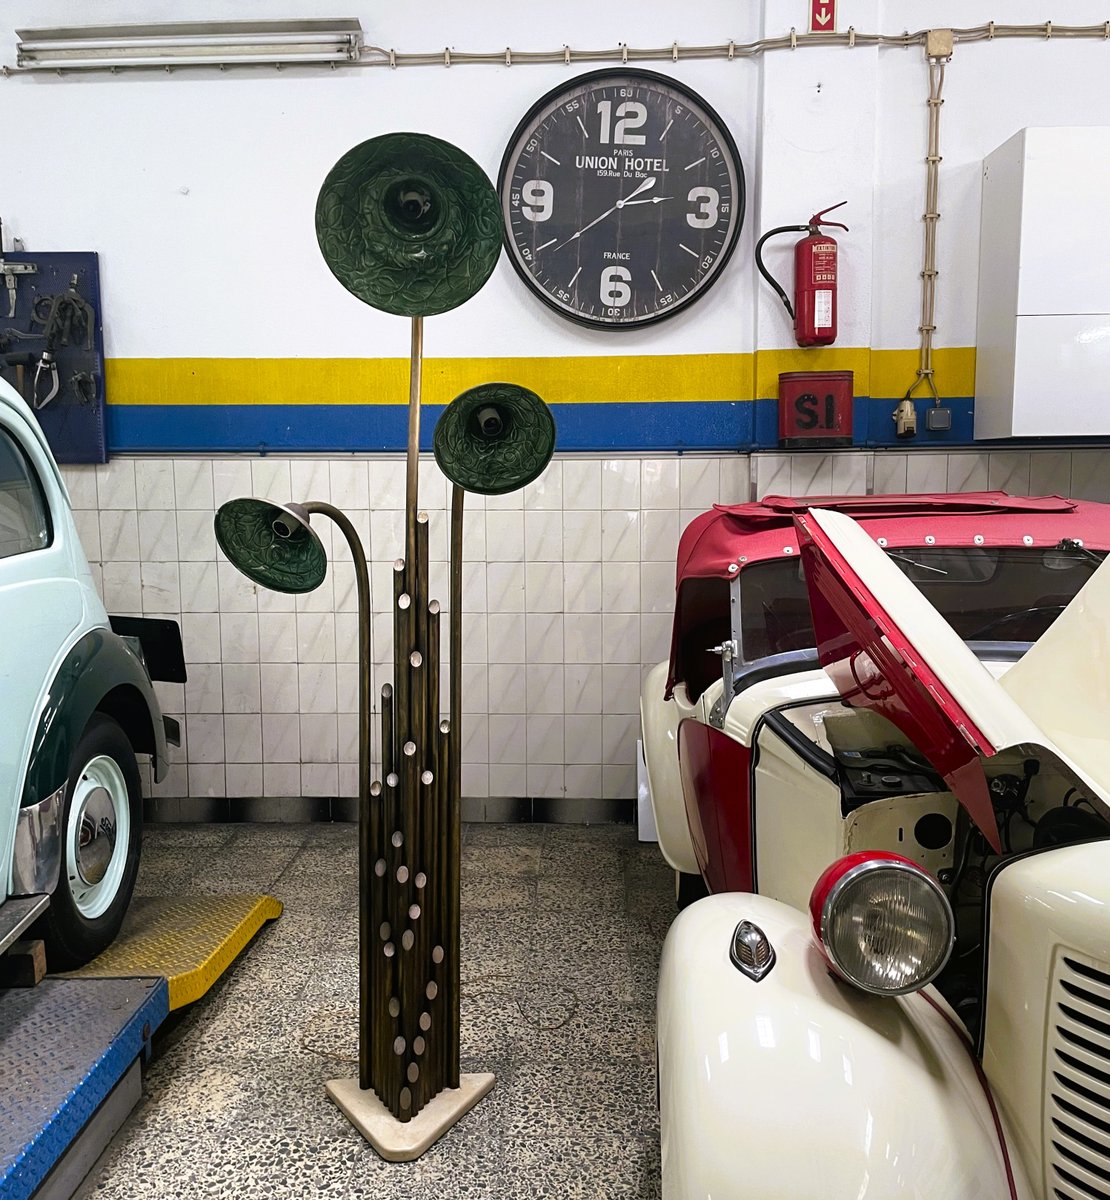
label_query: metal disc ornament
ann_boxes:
[214,498,327,594]
[433,383,556,496]
[315,132,502,317]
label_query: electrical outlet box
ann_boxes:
[925,407,952,432]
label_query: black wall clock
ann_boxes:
[498,69,745,330]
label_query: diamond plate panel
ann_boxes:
[63,894,283,1009]
[0,977,168,1200]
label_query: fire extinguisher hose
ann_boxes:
[754,224,809,321]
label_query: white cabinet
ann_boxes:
[975,127,1110,439]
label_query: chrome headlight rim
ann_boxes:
[815,853,955,997]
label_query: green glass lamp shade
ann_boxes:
[214,498,327,594]
[315,132,502,317]
[433,383,556,496]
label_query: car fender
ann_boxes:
[22,628,168,812]
[640,661,699,875]
[658,893,1028,1200]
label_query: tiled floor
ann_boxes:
[77,821,674,1199]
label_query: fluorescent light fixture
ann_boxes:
[15,18,364,71]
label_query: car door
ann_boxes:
[791,506,1110,851]
[0,410,85,902]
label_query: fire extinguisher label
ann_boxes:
[814,290,833,329]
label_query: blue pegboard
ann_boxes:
[0,976,168,1200]
[0,252,107,464]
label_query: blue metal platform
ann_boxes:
[0,977,168,1200]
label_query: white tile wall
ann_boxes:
[63,448,1110,809]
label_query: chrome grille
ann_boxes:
[1048,955,1110,1199]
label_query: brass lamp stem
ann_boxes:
[406,316,423,581]
[447,483,464,1085]
[304,500,372,1090]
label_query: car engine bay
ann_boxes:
[771,698,1110,1035]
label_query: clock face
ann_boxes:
[498,69,745,329]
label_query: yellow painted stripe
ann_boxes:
[106,354,751,407]
[105,348,976,407]
[870,347,976,402]
[752,346,977,400]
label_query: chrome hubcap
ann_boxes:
[75,784,117,886]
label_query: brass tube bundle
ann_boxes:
[364,364,458,1117]
[325,312,440,1118]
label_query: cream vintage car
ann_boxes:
[641,492,1110,1199]
[0,376,182,969]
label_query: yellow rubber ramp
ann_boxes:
[64,894,282,1009]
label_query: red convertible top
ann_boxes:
[667,492,1110,697]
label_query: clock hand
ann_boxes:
[551,176,658,251]
[552,205,618,251]
[619,196,673,206]
[615,176,658,206]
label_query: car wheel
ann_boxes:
[675,870,708,910]
[40,713,142,970]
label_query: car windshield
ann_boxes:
[738,544,1107,660]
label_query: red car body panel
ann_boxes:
[678,718,753,892]
[793,510,1003,850]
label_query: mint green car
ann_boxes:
[0,377,182,968]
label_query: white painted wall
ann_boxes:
[6,1,1110,366]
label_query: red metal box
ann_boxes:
[778,370,853,448]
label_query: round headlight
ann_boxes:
[809,852,954,996]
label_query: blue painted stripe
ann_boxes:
[106,396,997,454]
[107,401,756,453]
[750,396,977,449]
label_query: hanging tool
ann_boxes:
[0,259,37,320]
[70,372,98,405]
[755,201,848,347]
[33,351,60,409]
[29,276,96,409]
[31,277,95,351]
[0,351,35,405]
[0,218,37,319]
[0,328,43,406]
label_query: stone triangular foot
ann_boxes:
[326,1073,495,1162]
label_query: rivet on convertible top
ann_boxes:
[877,537,888,547]
[728,563,738,573]
[783,546,794,554]
[1023,535,1034,545]
[974,534,984,545]
[730,920,776,982]
[925,535,936,545]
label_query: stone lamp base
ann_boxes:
[326,1074,495,1162]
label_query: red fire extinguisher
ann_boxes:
[755,202,848,347]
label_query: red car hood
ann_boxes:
[795,507,1110,851]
